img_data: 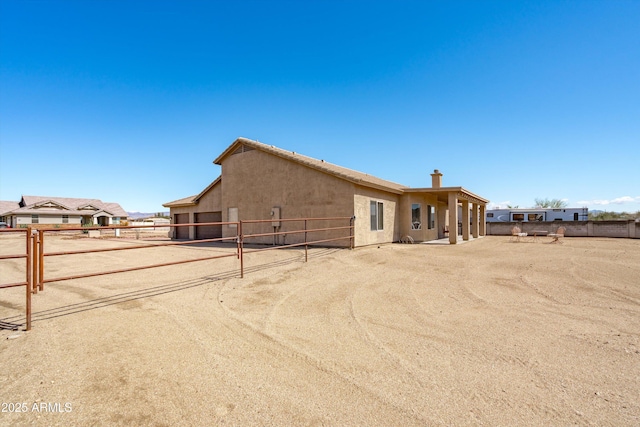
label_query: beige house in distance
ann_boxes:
[0,196,128,228]
[163,137,489,246]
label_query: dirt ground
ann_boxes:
[1,234,639,426]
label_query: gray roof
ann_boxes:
[0,201,20,216]
[1,196,128,217]
[163,194,198,208]
[163,176,221,207]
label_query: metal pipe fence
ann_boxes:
[0,216,354,330]
[0,228,33,330]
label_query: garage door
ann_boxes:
[174,213,190,239]
[195,212,222,240]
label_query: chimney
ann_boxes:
[431,169,443,188]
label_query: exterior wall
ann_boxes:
[399,193,440,242]
[486,220,639,239]
[220,149,355,246]
[353,187,400,246]
[14,214,83,226]
[168,182,222,239]
[590,220,639,238]
[195,183,223,213]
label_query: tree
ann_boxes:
[589,210,640,221]
[534,198,567,208]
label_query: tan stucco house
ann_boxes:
[0,196,128,228]
[163,137,489,246]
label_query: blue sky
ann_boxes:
[1,0,639,213]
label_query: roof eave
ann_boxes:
[353,181,405,195]
[405,186,489,204]
[213,137,251,165]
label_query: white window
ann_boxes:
[62,215,69,224]
[427,205,435,229]
[370,201,384,231]
[411,204,421,230]
[32,215,39,224]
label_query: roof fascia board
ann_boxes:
[163,196,198,208]
[31,199,72,210]
[405,187,489,204]
[213,137,248,165]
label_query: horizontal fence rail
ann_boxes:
[0,216,355,330]
[0,228,33,330]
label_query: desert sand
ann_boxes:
[1,234,639,426]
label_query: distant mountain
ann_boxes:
[127,211,169,219]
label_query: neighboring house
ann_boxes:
[163,137,489,246]
[0,201,20,224]
[0,195,128,228]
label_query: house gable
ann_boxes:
[77,204,100,211]
[31,200,72,211]
[215,138,405,195]
[220,147,356,219]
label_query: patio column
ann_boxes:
[448,192,458,244]
[479,205,486,236]
[462,199,470,241]
[472,202,479,238]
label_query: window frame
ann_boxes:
[427,205,435,229]
[370,200,384,231]
[411,203,421,230]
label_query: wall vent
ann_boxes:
[232,145,255,156]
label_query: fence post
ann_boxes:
[350,216,355,249]
[304,219,308,263]
[26,228,32,331]
[32,230,38,294]
[239,221,244,279]
[236,224,240,260]
[38,230,44,291]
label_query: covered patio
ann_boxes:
[405,170,489,244]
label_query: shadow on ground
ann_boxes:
[1,247,341,330]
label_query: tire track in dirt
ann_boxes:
[214,253,434,424]
[345,267,440,385]
[566,247,640,307]
[203,254,430,424]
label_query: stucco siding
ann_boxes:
[221,149,355,246]
[196,183,222,213]
[353,187,400,246]
[399,193,440,242]
[14,214,82,225]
